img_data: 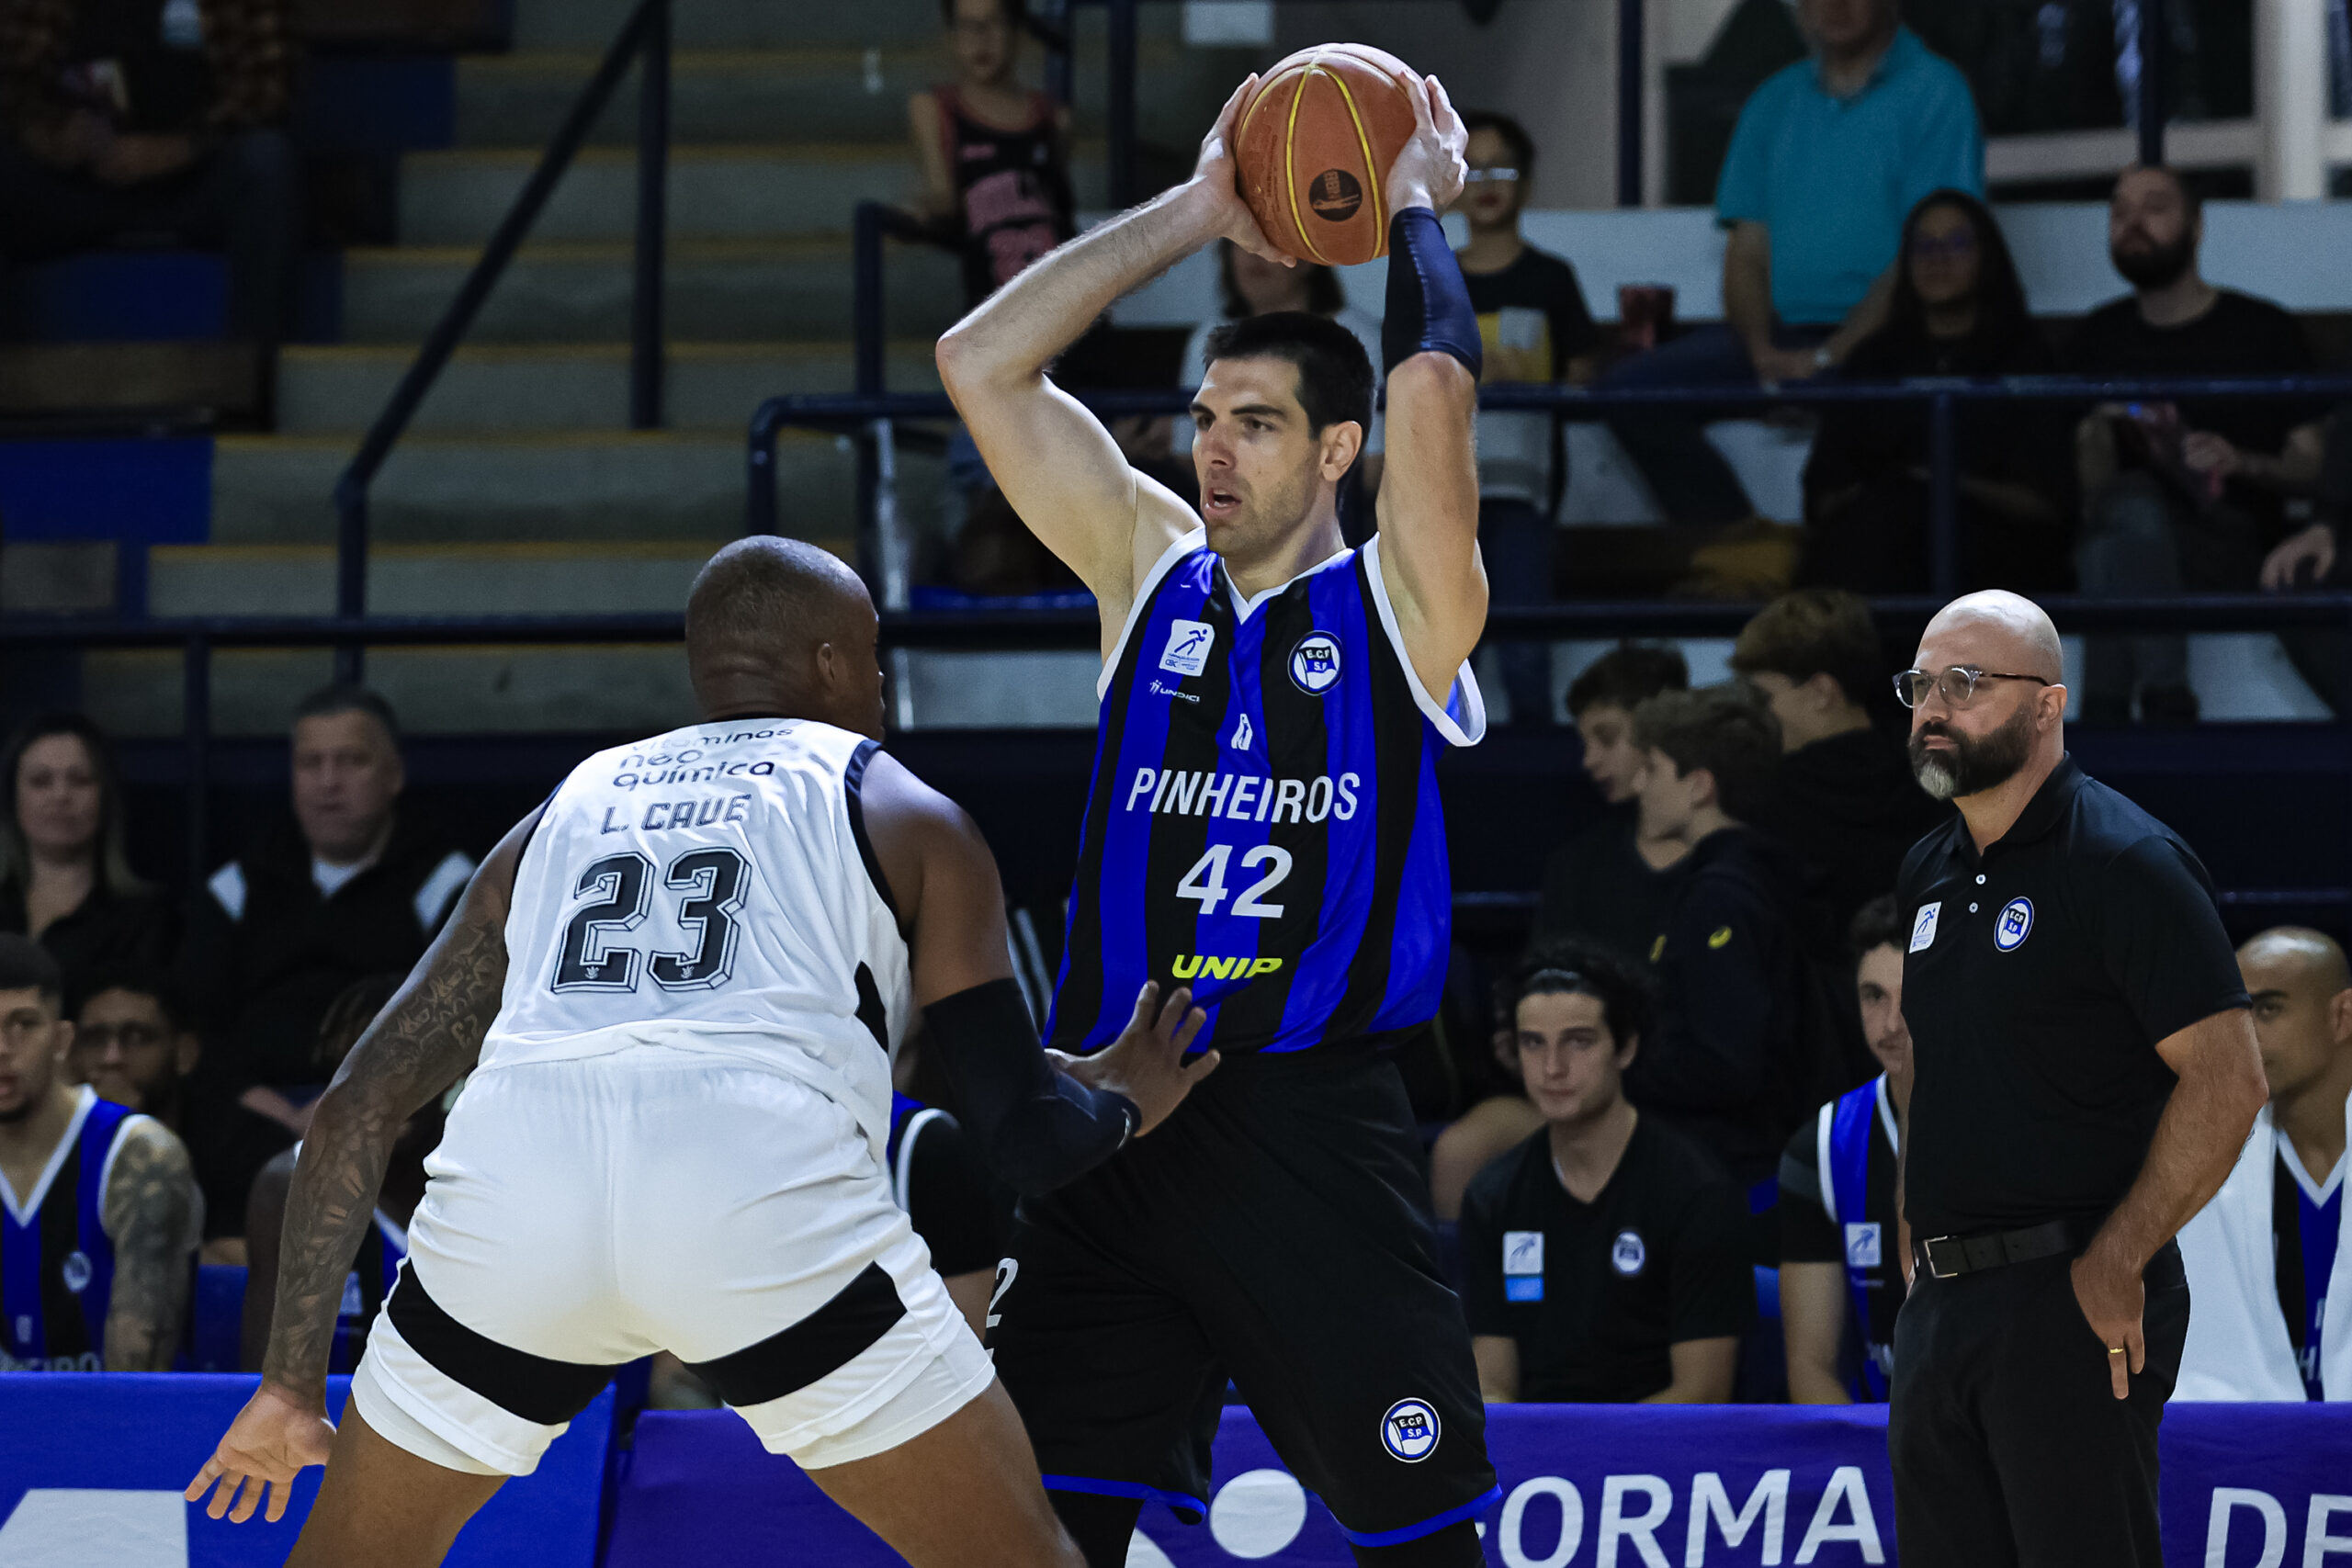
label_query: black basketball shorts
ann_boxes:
[986,1047,1499,1548]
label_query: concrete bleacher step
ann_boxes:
[451,40,1265,151]
[209,429,937,542]
[149,540,715,616]
[275,340,943,434]
[513,0,942,51]
[396,142,1108,245]
[337,237,964,343]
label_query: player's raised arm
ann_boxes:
[933,77,1293,637]
[186,807,537,1526]
[856,749,1215,1190]
[1370,73,1488,705]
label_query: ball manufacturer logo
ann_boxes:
[1611,1229,1647,1277]
[1289,631,1343,694]
[1307,168,1363,221]
[1994,897,2035,953]
[61,1250,92,1294]
[1380,1398,1441,1462]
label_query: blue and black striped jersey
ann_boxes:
[0,1087,138,1371]
[1046,530,1484,1057]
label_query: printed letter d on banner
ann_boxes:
[2204,1488,2287,1568]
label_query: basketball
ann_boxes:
[1234,44,1419,268]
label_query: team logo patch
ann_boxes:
[60,1250,91,1294]
[1503,1231,1544,1302]
[1379,1398,1441,1462]
[1611,1230,1647,1277]
[1994,897,2034,953]
[1289,631,1343,694]
[1845,1222,1883,1269]
[1160,618,1215,678]
[1909,901,1940,953]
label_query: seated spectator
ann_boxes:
[1619,686,1815,1198]
[71,968,290,1264]
[0,934,198,1371]
[2064,164,2327,724]
[1453,109,1600,725]
[1780,895,1911,1403]
[180,685,475,1097]
[1731,590,1948,936]
[1428,988,1546,1224]
[0,0,297,355]
[1799,190,2073,592]
[1600,0,1983,525]
[1532,643,1692,964]
[243,973,424,1374]
[0,712,174,1003]
[1463,945,1752,1403]
[2177,926,2351,1401]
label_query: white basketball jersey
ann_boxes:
[484,717,912,1159]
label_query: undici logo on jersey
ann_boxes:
[1289,630,1343,694]
[1170,954,1283,980]
[1160,618,1215,677]
[1380,1398,1441,1462]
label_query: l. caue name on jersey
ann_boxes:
[1122,768,1363,822]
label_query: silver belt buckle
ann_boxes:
[1923,1235,1963,1280]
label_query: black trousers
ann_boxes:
[1889,1244,2188,1568]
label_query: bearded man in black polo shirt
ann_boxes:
[1890,589,2267,1567]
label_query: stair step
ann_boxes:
[397,142,1107,245]
[276,341,942,434]
[337,237,964,343]
[210,429,942,542]
[149,540,729,616]
[512,0,943,51]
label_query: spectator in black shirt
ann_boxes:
[1462,945,1752,1403]
[1781,895,1912,1404]
[0,713,174,1004]
[1453,110,1600,726]
[70,968,289,1264]
[1532,644,1691,966]
[179,686,475,1100]
[2064,165,2326,723]
[1619,685,1815,1194]
[1731,590,1948,938]
[1801,190,2072,592]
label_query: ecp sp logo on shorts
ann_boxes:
[1380,1398,1441,1462]
[1290,631,1343,694]
[1994,897,2034,953]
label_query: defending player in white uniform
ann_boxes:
[188,538,1217,1568]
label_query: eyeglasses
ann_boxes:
[1894,666,2053,708]
[1462,167,1521,185]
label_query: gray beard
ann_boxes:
[1908,702,2037,801]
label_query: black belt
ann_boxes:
[1914,1219,2077,1280]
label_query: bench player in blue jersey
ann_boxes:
[937,69,1500,1567]
[0,935,199,1372]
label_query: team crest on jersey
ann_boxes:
[1160,619,1216,677]
[1910,902,1940,953]
[1289,631,1343,694]
[1994,897,2034,953]
[61,1250,92,1294]
[1611,1230,1647,1277]
[1380,1398,1442,1462]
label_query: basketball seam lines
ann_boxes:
[1323,68,1386,250]
[1284,61,1327,265]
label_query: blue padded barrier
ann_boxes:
[184,1265,245,1373]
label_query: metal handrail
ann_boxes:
[327,0,672,682]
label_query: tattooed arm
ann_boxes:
[101,1119,197,1371]
[187,807,536,1525]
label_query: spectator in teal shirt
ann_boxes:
[1602,0,1984,528]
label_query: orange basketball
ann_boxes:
[1233,44,1419,269]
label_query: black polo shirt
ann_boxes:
[1460,1116,1754,1402]
[1897,756,2248,1239]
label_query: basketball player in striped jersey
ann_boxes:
[187,539,1216,1568]
[936,72,1500,1566]
[0,935,199,1372]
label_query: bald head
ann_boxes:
[1920,591,2064,684]
[2239,926,2352,1104]
[686,538,883,737]
[2241,927,2352,998]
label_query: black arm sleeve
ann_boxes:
[899,1112,1004,1276]
[1381,206,1481,378]
[922,978,1140,1199]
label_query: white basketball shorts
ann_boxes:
[349,1043,994,1477]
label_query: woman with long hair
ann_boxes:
[1801,188,2075,592]
[0,712,174,998]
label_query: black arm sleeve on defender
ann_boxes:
[922,978,1140,1199]
[1381,206,1482,379]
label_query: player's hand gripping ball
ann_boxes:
[1232,44,1423,268]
